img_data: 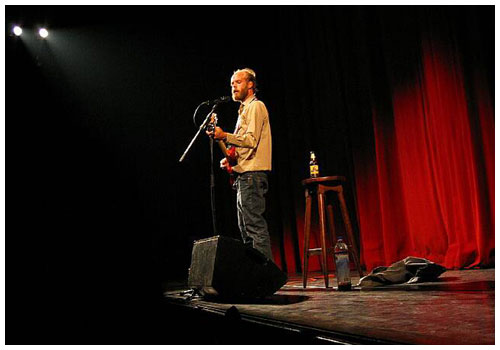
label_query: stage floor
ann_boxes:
[163,268,494,344]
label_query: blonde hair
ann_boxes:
[233,68,258,93]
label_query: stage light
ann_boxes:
[38,28,49,39]
[12,26,23,36]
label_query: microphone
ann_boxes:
[203,96,231,105]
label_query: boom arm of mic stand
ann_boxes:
[178,104,217,162]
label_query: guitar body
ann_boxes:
[209,113,238,187]
[222,145,238,186]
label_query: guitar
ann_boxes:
[208,113,238,186]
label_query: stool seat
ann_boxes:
[302,176,363,288]
[302,175,346,186]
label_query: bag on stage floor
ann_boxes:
[188,235,287,299]
[358,256,446,288]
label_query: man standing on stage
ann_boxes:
[206,68,273,261]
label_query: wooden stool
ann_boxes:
[302,176,364,288]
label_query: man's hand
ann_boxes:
[220,157,228,169]
[206,126,227,140]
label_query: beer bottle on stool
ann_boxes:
[309,151,319,178]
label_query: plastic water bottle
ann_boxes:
[334,236,351,291]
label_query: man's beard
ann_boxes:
[234,89,247,101]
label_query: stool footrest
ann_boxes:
[307,247,334,256]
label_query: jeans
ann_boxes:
[235,171,273,261]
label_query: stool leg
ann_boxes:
[338,190,364,278]
[318,191,329,288]
[303,189,312,288]
[327,203,337,245]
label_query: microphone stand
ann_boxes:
[179,103,220,236]
[178,103,216,163]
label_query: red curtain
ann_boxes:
[354,36,494,271]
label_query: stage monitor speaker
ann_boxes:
[188,235,287,298]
